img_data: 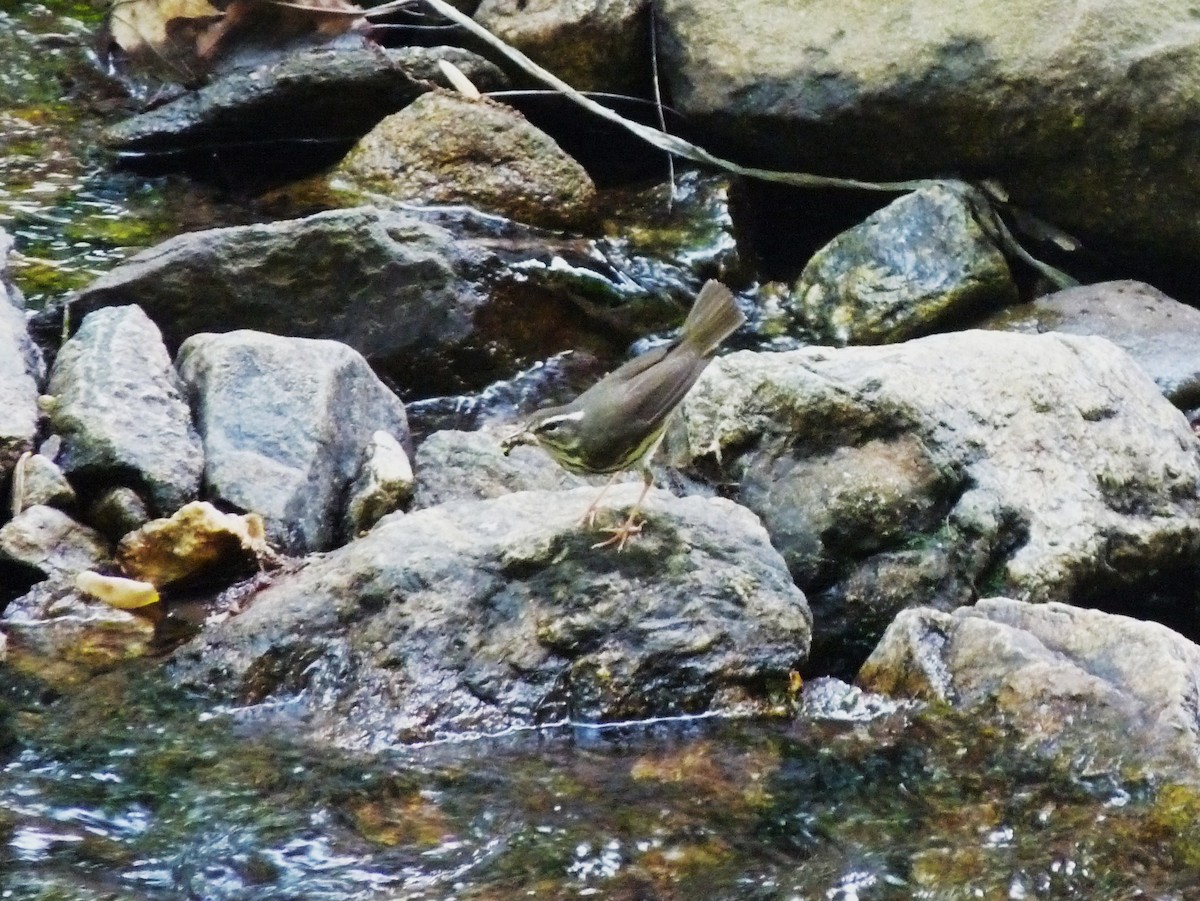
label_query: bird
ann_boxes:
[500,280,744,550]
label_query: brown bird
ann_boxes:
[501,280,743,549]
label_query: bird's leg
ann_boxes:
[593,466,653,551]
[581,471,622,528]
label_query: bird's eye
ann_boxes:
[541,420,560,432]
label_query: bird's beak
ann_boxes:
[500,427,535,456]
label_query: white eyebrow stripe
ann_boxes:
[541,411,586,425]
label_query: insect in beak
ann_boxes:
[500,428,535,456]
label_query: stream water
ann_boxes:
[4,3,1200,899]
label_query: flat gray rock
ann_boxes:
[169,484,811,748]
[177,330,410,554]
[981,279,1200,408]
[47,305,202,516]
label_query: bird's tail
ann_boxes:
[679,280,744,357]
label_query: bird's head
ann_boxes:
[500,408,588,468]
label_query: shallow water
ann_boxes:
[2,666,1198,900]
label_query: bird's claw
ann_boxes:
[591,516,643,551]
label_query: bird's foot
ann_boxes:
[592,515,643,551]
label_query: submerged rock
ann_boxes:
[675,331,1200,668]
[860,598,1200,776]
[337,90,597,229]
[177,330,410,554]
[655,0,1200,264]
[981,280,1200,409]
[169,484,811,748]
[47,305,202,516]
[0,505,110,578]
[790,184,1016,345]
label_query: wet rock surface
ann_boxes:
[177,330,410,555]
[47,305,203,516]
[102,46,508,154]
[981,279,1200,409]
[169,483,812,747]
[337,90,597,228]
[675,330,1200,668]
[860,598,1200,775]
[790,184,1017,345]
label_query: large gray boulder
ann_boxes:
[47,305,203,516]
[177,330,410,554]
[656,0,1200,263]
[860,598,1200,776]
[169,483,811,748]
[981,280,1200,409]
[674,331,1200,666]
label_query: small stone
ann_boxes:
[343,431,415,537]
[10,453,77,513]
[0,505,111,577]
[117,500,275,589]
[88,487,152,542]
[75,571,160,609]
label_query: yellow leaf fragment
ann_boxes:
[75,570,161,609]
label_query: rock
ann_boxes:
[412,428,595,509]
[0,238,42,476]
[474,0,650,95]
[336,91,597,229]
[102,46,508,155]
[0,506,111,577]
[980,280,1200,409]
[47,305,203,516]
[169,484,811,748]
[87,487,152,542]
[9,453,76,513]
[790,184,1017,345]
[859,598,1200,775]
[674,331,1200,669]
[342,431,414,538]
[177,331,410,554]
[116,500,272,588]
[656,0,1200,264]
[1,576,155,680]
